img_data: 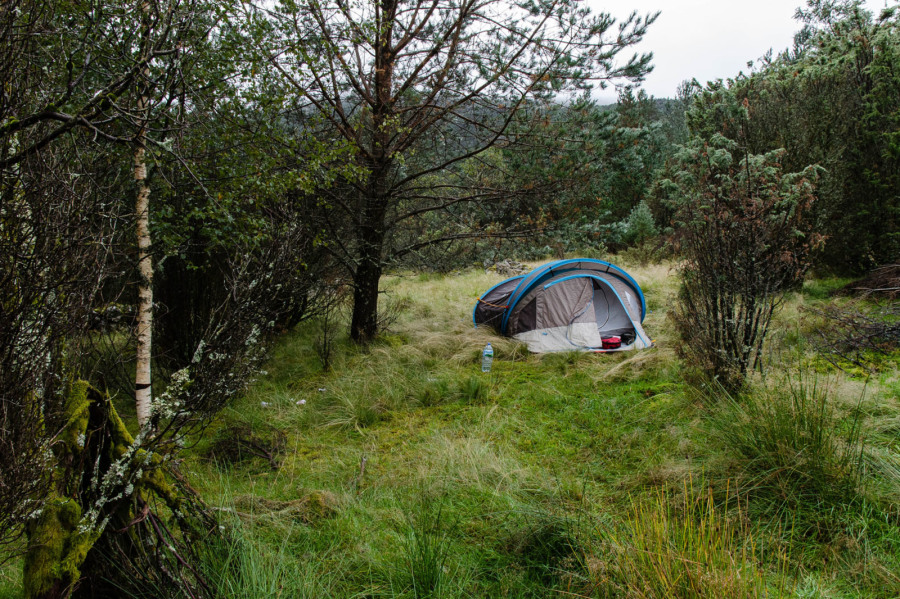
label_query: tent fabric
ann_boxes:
[471,274,525,332]
[473,259,652,353]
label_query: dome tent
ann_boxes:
[473,259,652,353]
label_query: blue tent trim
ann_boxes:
[543,274,651,347]
[499,259,646,334]
[471,274,525,326]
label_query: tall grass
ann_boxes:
[707,375,867,513]
[198,516,334,598]
[321,391,387,430]
[400,494,455,598]
[507,507,583,585]
[180,266,896,598]
[594,480,789,599]
[0,558,20,599]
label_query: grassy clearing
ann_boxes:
[171,257,897,598]
[4,258,897,597]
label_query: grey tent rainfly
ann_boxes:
[473,259,652,353]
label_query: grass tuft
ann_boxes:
[198,513,336,598]
[706,375,868,517]
[321,391,387,430]
[399,493,456,598]
[592,479,789,598]
[456,375,488,403]
[506,508,583,585]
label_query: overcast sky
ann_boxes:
[591,0,893,101]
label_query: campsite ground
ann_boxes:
[182,259,900,597]
[2,260,898,598]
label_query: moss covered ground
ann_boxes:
[182,260,899,598]
[3,259,898,598]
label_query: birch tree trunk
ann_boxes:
[134,1,153,429]
[134,142,153,428]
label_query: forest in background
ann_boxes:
[1,0,898,596]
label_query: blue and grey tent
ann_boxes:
[473,259,651,353]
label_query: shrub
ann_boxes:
[662,129,822,391]
[623,200,659,246]
[807,298,900,372]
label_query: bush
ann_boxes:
[662,129,822,391]
[623,200,658,246]
[807,298,900,372]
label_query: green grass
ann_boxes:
[175,262,702,596]
[397,493,456,598]
[592,479,792,598]
[5,264,898,597]
[0,558,20,599]
[706,375,869,514]
[800,277,856,301]
[198,510,339,598]
[176,264,899,598]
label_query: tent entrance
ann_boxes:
[567,279,636,348]
[592,281,636,344]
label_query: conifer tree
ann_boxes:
[265,0,657,341]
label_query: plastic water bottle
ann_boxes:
[481,342,494,373]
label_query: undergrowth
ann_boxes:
[0,559,19,599]
[198,513,336,598]
[7,262,897,597]
[590,479,791,598]
[707,376,869,515]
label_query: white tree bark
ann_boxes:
[134,0,153,429]
[134,143,153,429]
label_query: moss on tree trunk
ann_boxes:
[22,382,185,599]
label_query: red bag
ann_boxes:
[601,336,621,349]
